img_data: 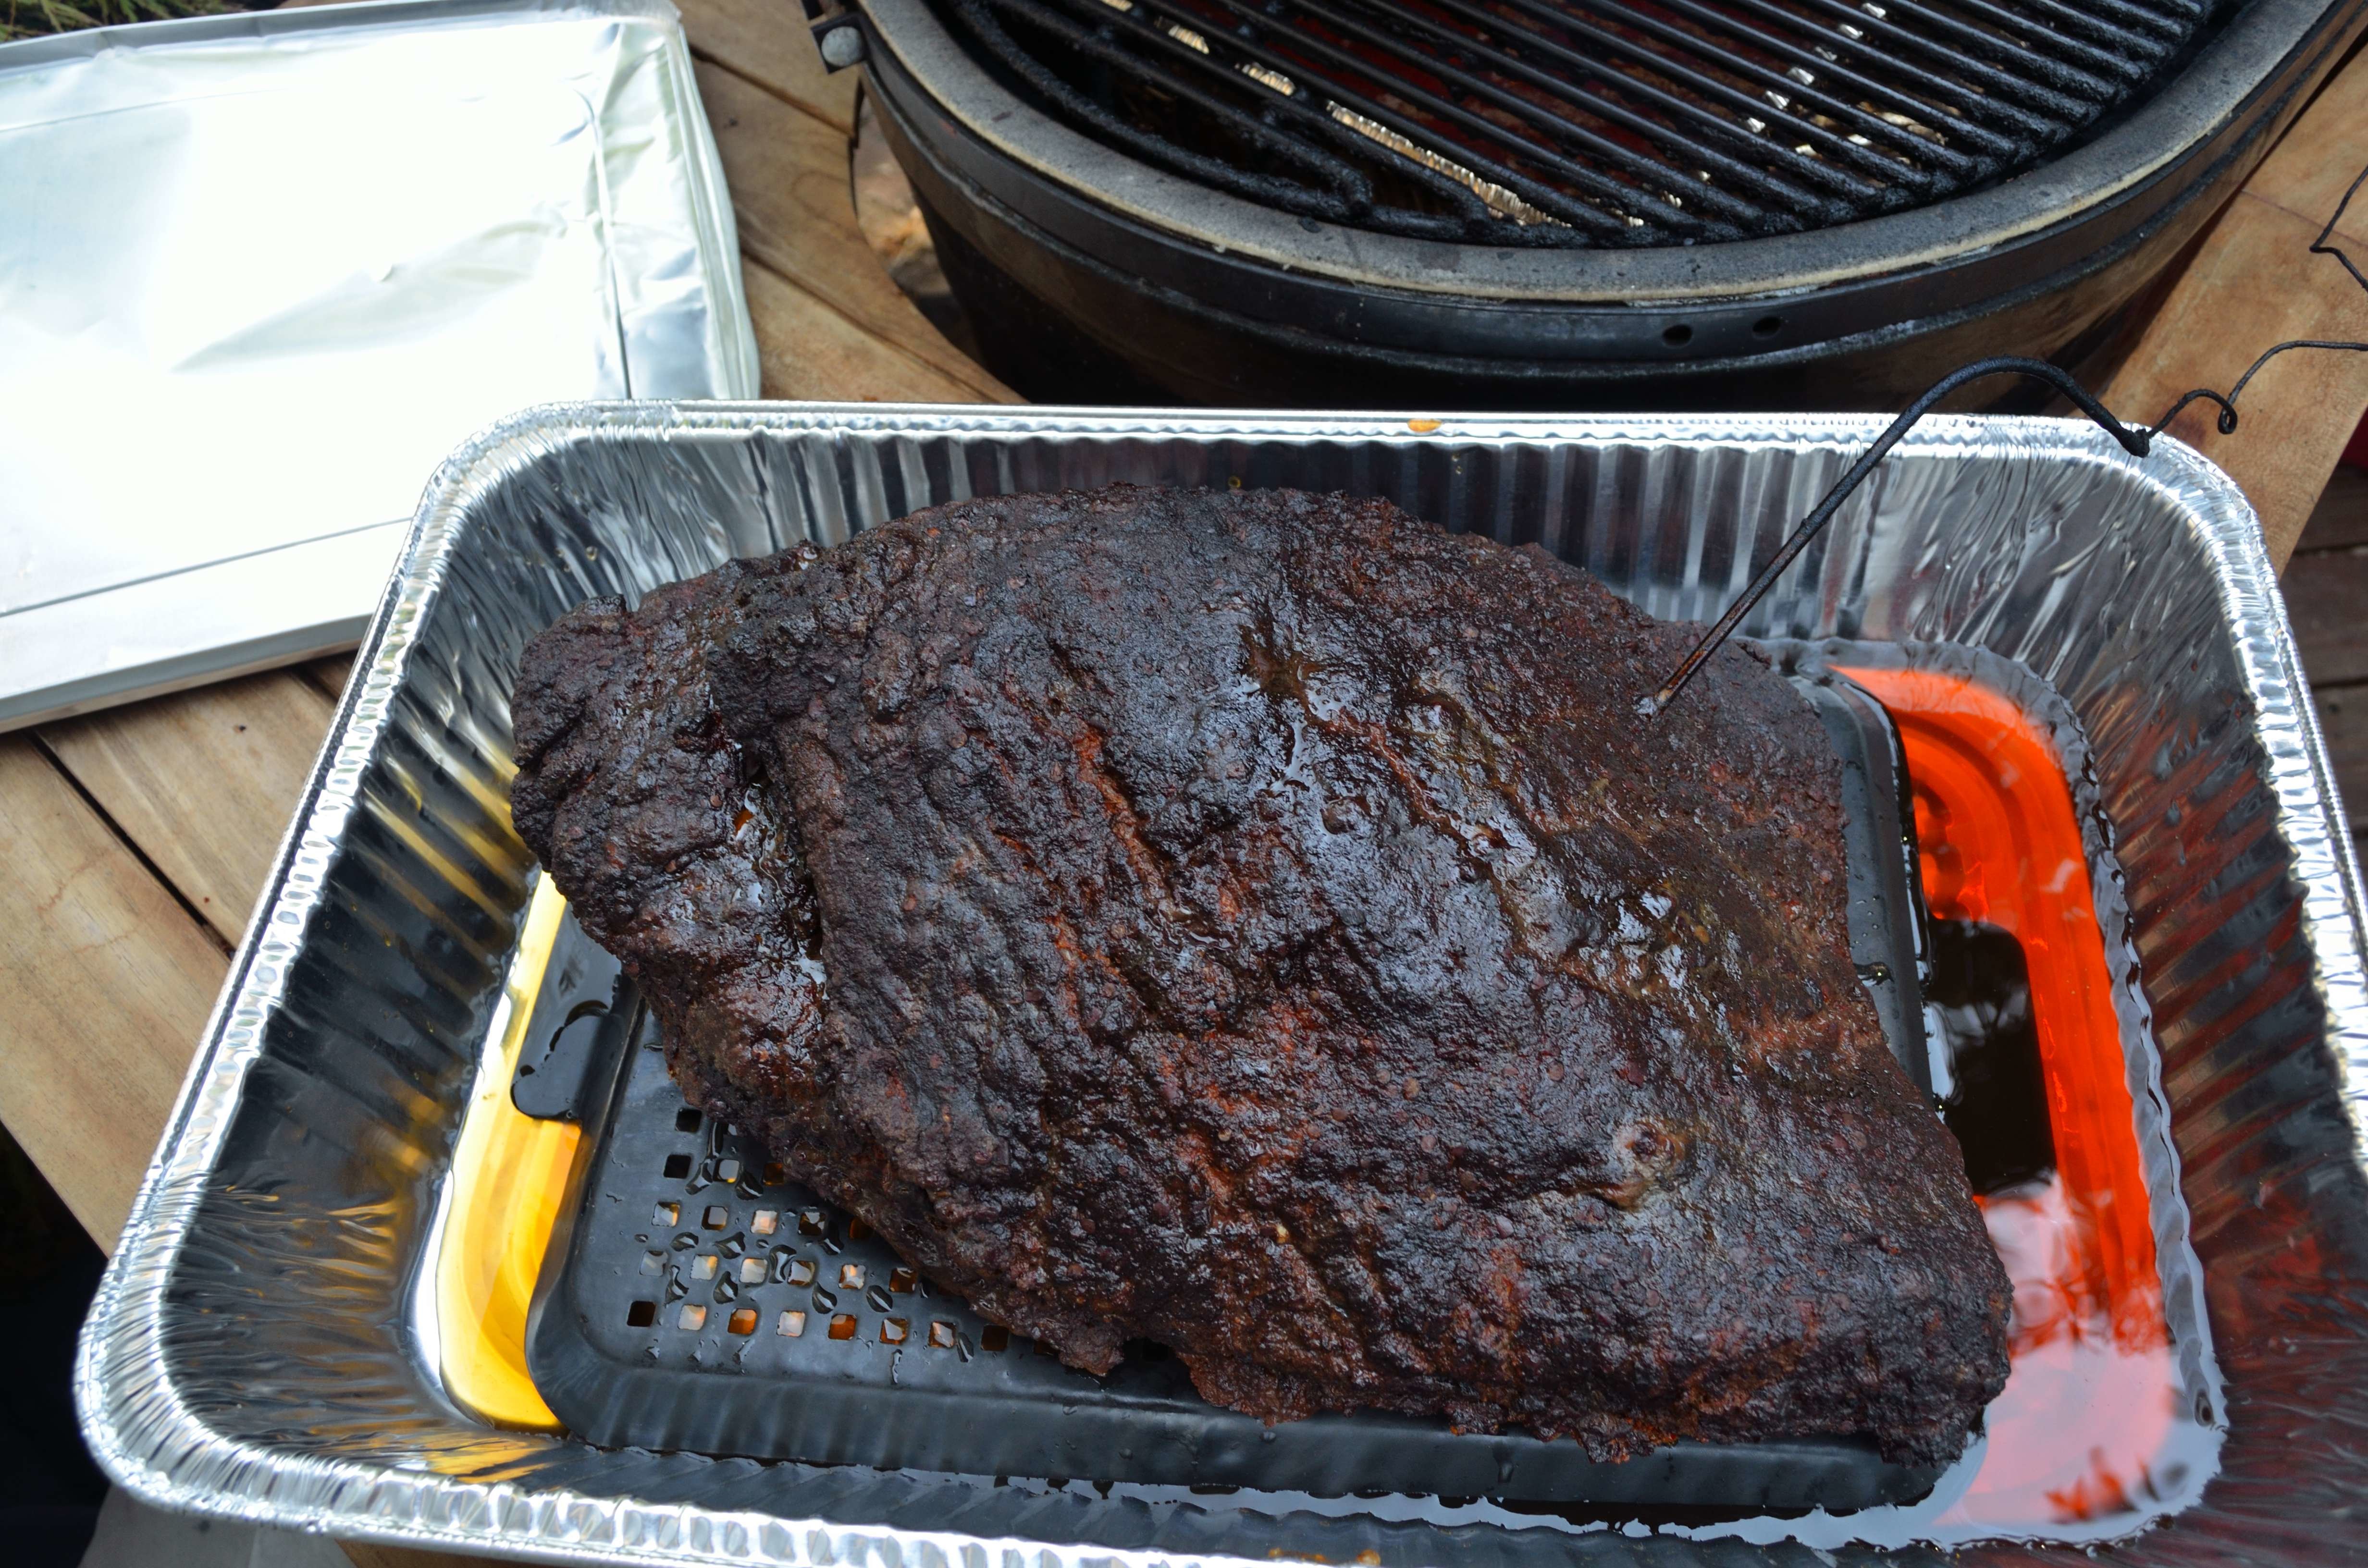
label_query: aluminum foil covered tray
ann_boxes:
[0,0,755,730]
[77,404,2368,1565]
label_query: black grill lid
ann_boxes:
[935,0,2209,245]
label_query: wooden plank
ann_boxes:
[2104,56,2368,570]
[306,650,359,699]
[0,740,226,1250]
[745,257,996,402]
[2285,546,2368,687]
[40,673,336,948]
[2296,464,2368,555]
[676,0,859,134]
[697,58,1014,403]
[338,1542,510,1568]
[2313,682,2368,831]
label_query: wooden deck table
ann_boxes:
[0,8,2358,1566]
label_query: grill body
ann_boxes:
[858,0,2367,407]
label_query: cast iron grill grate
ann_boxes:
[925,0,2211,245]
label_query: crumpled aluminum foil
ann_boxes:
[0,0,755,730]
[75,404,2368,1566]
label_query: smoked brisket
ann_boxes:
[510,485,2011,1466]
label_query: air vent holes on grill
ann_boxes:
[926,0,2208,246]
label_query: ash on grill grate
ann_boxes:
[930,0,2206,245]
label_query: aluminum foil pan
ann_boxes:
[0,0,756,731]
[76,404,2368,1566]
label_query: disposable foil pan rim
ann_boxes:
[0,0,687,75]
[74,400,2368,1567]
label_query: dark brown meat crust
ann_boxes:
[511,486,2010,1467]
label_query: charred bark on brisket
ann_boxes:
[511,486,2011,1466]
